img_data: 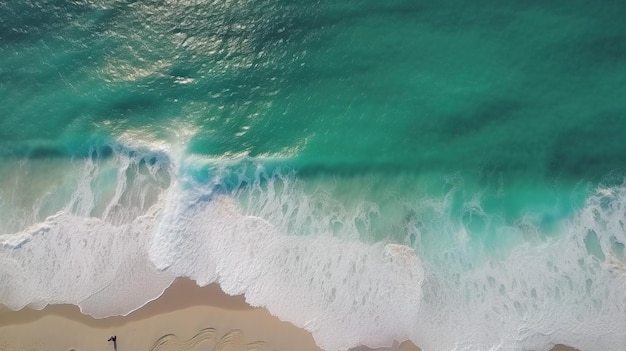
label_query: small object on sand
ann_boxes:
[108,336,117,351]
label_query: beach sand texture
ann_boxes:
[0,279,578,351]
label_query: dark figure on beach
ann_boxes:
[108,336,117,351]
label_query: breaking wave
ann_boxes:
[1,142,625,351]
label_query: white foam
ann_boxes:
[3,146,626,351]
[205,169,626,350]
[0,212,174,317]
[404,182,626,351]
[0,143,176,317]
[151,193,423,351]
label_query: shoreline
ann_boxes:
[0,278,577,351]
[0,278,322,351]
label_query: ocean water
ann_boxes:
[1,0,626,350]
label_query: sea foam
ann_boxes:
[2,143,626,351]
[404,182,626,351]
[0,144,175,317]
[151,192,424,350]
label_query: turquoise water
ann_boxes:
[2,1,626,350]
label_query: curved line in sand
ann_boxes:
[149,328,271,351]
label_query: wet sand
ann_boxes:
[0,278,577,351]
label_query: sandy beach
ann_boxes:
[0,278,577,351]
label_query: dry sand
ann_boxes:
[0,278,577,351]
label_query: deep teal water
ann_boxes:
[3,0,626,177]
[2,1,626,350]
